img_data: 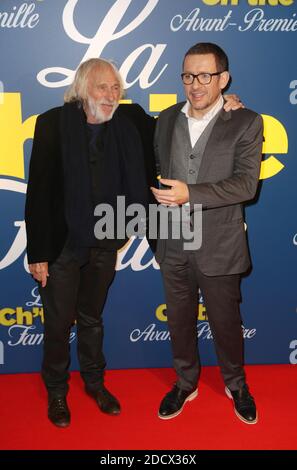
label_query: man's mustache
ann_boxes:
[95,100,117,106]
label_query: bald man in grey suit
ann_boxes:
[152,43,263,424]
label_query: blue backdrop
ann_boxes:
[0,0,296,373]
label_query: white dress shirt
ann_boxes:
[181,95,224,148]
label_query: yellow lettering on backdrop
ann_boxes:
[0,93,288,181]
[248,0,293,5]
[202,0,293,5]
[149,94,177,112]
[155,304,167,322]
[260,114,288,179]
[0,93,37,179]
[0,307,44,326]
[202,0,239,5]
[0,308,15,326]
[155,303,208,322]
[198,304,208,321]
[16,307,33,326]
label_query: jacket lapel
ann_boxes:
[163,103,185,178]
[197,109,231,183]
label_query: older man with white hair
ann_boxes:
[25,58,156,427]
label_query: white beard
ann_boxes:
[86,97,119,123]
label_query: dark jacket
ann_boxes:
[154,102,263,275]
[25,103,157,264]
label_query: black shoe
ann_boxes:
[225,384,258,424]
[158,384,198,420]
[48,396,70,428]
[86,385,121,415]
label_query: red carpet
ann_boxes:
[0,365,296,450]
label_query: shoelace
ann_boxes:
[236,389,255,408]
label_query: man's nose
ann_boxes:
[192,76,201,88]
[104,88,114,101]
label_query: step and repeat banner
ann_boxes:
[0,0,296,373]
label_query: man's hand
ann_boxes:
[224,94,244,111]
[151,179,189,206]
[29,262,49,288]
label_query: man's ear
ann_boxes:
[220,71,230,91]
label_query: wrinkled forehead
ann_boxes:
[87,64,120,85]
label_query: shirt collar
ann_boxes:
[181,95,224,122]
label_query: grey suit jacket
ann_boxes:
[154,101,263,276]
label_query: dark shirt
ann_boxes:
[86,122,107,205]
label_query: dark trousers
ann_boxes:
[160,239,246,392]
[39,244,117,398]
